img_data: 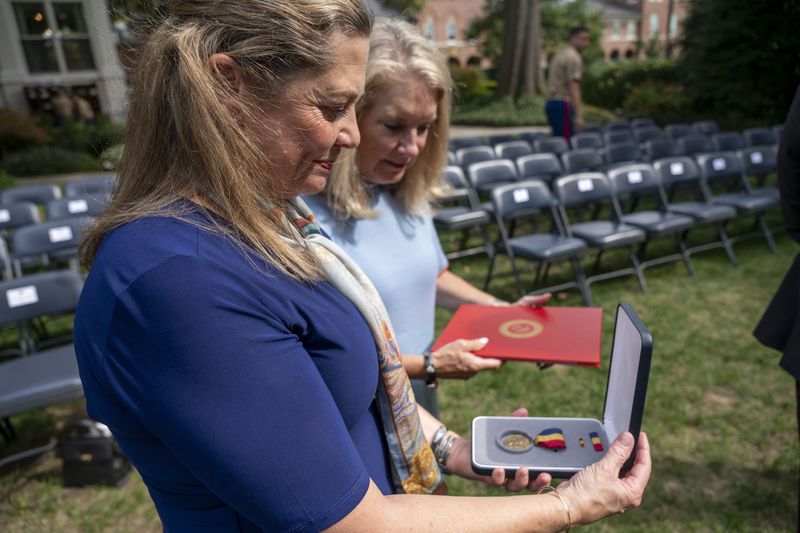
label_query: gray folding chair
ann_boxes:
[605,130,635,146]
[467,159,519,197]
[554,173,648,292]
[676,134,713,157]
[561,148,604,174]
[0,202,41,234]
[634,127,664,144]
[495,140,533,161]
[449,137,483,151]
[11,218,91,276]
[697,152,777,253]
[433,166,495,261]
[63,175,116,199]
[631,118,657,130]
[456,145,495,169]
[653,157,738,265]
[664,123,692,141]
[743,127,777,147]
[692,120,719,136]
[604,142,643,168]
[516,153,563,183]
[0,184,61,206]
[0,270,84,460]
[486,180,591,304]
[642,139,684,162]
[534,136,569,156]
[711,132,745,152]
[739,146,779,195]
[607,164,695,275]
[570,132,603,150]
[46,195,108,221]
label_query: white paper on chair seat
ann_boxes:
[712,158,726,171]
[750,151,764,164]
[670,162,684,175]
[7,285,38,308]
[513,188,530,203]
[48,226,73,243]
[67,199,89,213]
[627,170,643,184]
[0,210,10,223]
[578,178,594,192]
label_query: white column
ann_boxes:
[83,0,127,122]
[0,0,35,115]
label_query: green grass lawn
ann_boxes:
[1,210,798,531]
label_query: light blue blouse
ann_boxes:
[304,190,448,355]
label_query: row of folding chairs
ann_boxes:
[449,127,782,171]
[0,176,114,208]
[434,155,779,305]
[446,145,778,200]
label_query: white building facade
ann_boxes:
[0,0,126,121]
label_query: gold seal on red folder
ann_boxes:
[498,319,543,339]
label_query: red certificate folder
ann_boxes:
[431,305,603,367]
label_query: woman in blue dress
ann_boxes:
[74,2,650,531]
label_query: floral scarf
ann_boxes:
[287,197,444,495]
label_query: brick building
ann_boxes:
[594,0,691,60]
[414,0,486,66]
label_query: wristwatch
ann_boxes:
[423,350,437,388]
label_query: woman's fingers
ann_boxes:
[514,293,552,307]
[602,432,635,471]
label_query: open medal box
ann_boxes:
[471,303,652,478]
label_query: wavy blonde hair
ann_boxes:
[79,0,372,281]
[324,18,452,219]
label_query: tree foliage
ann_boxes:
[467,0,604,68]
[680,0,800,124]
[380,0,426,15]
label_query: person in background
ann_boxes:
[75,2,650,530]
[305,18,551,418]
[754,85,800,526]
[72,93,96,127]
[545,26,590,140]
[52,88,74,126]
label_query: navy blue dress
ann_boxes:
[74,210,394,532]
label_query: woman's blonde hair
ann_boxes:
[79,0,372,281]
[324,17,452,219]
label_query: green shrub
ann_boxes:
[450,66,495,106]
[1,146,101,176]
[47,115,125,156]
[0,109,50,156]
[100,144,124,171]
[0,169,16,190]
[582,59,680,113]
[622,82,692,125]
[453,94,547,126]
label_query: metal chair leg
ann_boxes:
[570,257,593,306]
[717,222,738,266]
[629,247,648,292]
[758,215,776,253]
[676,233,695,276]
[484,253,498,291]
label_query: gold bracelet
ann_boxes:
[538,486,571,532]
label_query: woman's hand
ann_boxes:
[512,293,552,307]
[556,431,652,526]
[444,407,552,492]
[431,338,502,379]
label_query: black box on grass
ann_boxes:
[60,419,131,487]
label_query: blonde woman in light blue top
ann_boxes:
[305,18,549,416]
